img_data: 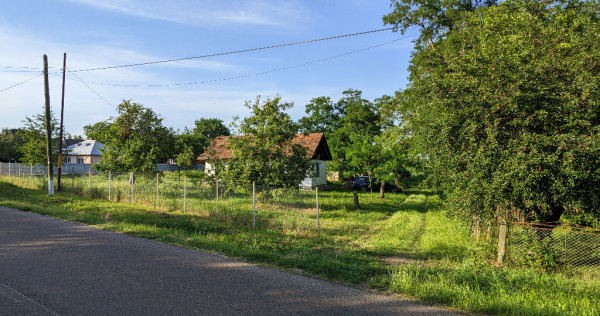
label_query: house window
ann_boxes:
[312,162,320,178]
[77,158,84,164]
[65,157,71,163]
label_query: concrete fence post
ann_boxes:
[88,167,92,196]
[497,219,508,266]
[155,173,159,209]
[252,181,256,229]
[130,172,134,203]
[108,170,112,201]
[316,186,320,238]
[183,175,187,212]
[216,179,219,217]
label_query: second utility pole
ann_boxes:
[58,53,66,191]
[43,54,54,196]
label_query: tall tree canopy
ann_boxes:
[221,95,311,188]
[389,0,600,224]
[175,118,230,168]
[85,100,175,172]
[299,89,412,184]
[0,128,25,163]
[19,110,59,166]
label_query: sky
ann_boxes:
[0,0,415,137]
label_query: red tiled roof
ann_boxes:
[196,132,331,163]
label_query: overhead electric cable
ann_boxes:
[69,34,415,88]
[0,72,43,93]
[66,67,114,107]
[69,27,396,72]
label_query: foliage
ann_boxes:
[383,0,497,49]
[298,96,338,134]
[19,110,59,166]
[0,128,25,162]
[175,118,230,167]
[392,0,600,223]
[221,95,311,188]
[389,262,599,316]
[85,100,175,172]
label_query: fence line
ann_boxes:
[505,221,600,273]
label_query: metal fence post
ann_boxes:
[71,167,75,190]
[108,170,112,201]
[216,179,219,218]
[88,167,92,196]
[183,175,187,212]
[316,186,320,238]
[155,173,159,209]
[18,163,22,185]
[130,172,134,203]
[8,162,11,180]
[30,165,33,188]
[252,181,256,229]
[564,230,568,270]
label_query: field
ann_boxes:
[0,173,598,315]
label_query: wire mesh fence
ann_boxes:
[0,165,323,237]
[507,222,600,274]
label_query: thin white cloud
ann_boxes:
[66,0,310,27]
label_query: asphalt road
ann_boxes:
[0,206,462,315]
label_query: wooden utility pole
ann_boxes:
[58,53,67,192]
[58,53,66,191]
[43,54,54,196]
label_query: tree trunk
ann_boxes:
[379,181,385,199]
[353,191,360,209]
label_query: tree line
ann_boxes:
[2,0,599,227]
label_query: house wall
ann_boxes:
[204,162,216,176]
[300,160,327,188]
[64,155,101,164]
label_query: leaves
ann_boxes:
[402,0,600,223]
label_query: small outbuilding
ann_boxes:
[195,132,332,188]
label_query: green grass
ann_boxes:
[0,177,598,315]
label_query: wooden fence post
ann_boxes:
[497,218,508,266]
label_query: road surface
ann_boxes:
[0,206,462,315]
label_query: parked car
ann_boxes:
[351,176,373,191]
[351,176,398,192]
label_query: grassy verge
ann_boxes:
[0,180,598,315]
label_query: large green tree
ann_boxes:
[387,0,600,224]
[222,95,311,188]
[329,89,381,179]
[19,111,59,166]
[0,128,25,162]
[175,118,230,168]
[85,100,175,172]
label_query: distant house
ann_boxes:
[63,139,104,164]
[195,132,332,188]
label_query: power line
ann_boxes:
[0,72,43,93]
[67,34,415,88]
[69,27,396,73]
[65,67,114,107]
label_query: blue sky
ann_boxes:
[0,0,415,136]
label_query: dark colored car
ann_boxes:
[351,176,377,191]
[351,176,398,192]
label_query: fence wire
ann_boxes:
[507,222,600,273]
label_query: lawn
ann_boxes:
[0,177,597,315]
